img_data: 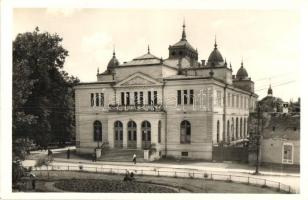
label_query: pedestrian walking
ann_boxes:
[132,153,136,164]
[30,173,36,190]
[47,149,53,162]
[67,148,70,159]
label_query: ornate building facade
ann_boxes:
[75,23,258,159]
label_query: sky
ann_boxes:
[13,8,300,101]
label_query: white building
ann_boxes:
[75,23,258,160]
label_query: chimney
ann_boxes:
[201,60,205,66]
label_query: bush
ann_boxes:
[12,161,26,185]
[35,156,48,167]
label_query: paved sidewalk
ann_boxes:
[23,147,300,193]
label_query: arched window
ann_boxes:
[114,121,123,145]
[244,118,246,138]
[231,118,234,141]
[227,120,230,142]
[128,121,137,141]
[158,120,161,143]
[236,118,239,139]
[240,118,243,138]
[141,121,151,148]
[180,120,191,144]
[217,120,220,144]
[93,121,102,141]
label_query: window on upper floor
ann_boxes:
[139,91,143,106]
[95,93,99,107]
[91,93,104,107]
[134,92,138,105]
[148,91,152,105]
[177,90,182,105]
[126,92,130,105]
[232,94,235,107]
[154,91,158,105]
[217,91,222,106]
[183,90,188,105]
[227,93,231,107]
[91,93,94,107]
[121,92,125,105]
[100,93,104,106]
[189,90,194,105]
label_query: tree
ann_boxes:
[13,27,79,159]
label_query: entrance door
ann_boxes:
[127,121,137,149]
[141,121,151,149]
[114,121,123,148]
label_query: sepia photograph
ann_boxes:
[1,0,307,199]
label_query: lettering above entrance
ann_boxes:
[116,72,162,87]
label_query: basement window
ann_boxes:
[181,152,188,156]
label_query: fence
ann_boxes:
[32,164,297,193]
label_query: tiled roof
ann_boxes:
[163,57,191,68]
[171,40,196,51]
[262,114,300,140]
[120,53,162,66]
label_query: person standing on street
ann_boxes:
[47,149,53,162]
[67,148,70,159]
[132,153,136,164]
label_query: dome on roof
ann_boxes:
[236,67,248,79]
[207,41,224,64]
[107,51,120,70]
[236,61,249,80]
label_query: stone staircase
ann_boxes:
[98,149,148,162]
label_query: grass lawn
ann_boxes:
[26,171,286,193]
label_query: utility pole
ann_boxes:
[254,102,261,175]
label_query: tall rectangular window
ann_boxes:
[139,91,143,106]
[189,90,194,105]
[232,94,234,107]
[134,92,138,105]
[177,90,181,105]
[217,91,222,106]
[91,93,94,107]
[95,93,99,106]
[282,143,293,164]
[100,93,104,106]
[236,95,239,108]
[126,92,130,105]
[148,91,152,105]
[154,91,158,105]
[227,93,230,107]
[183,90,188,105]
[121,92,125,105]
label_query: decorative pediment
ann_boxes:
[122,76,155,86]
[115,72,162,87]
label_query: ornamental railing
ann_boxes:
[32,164,297,193]
[108,104,164,112]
